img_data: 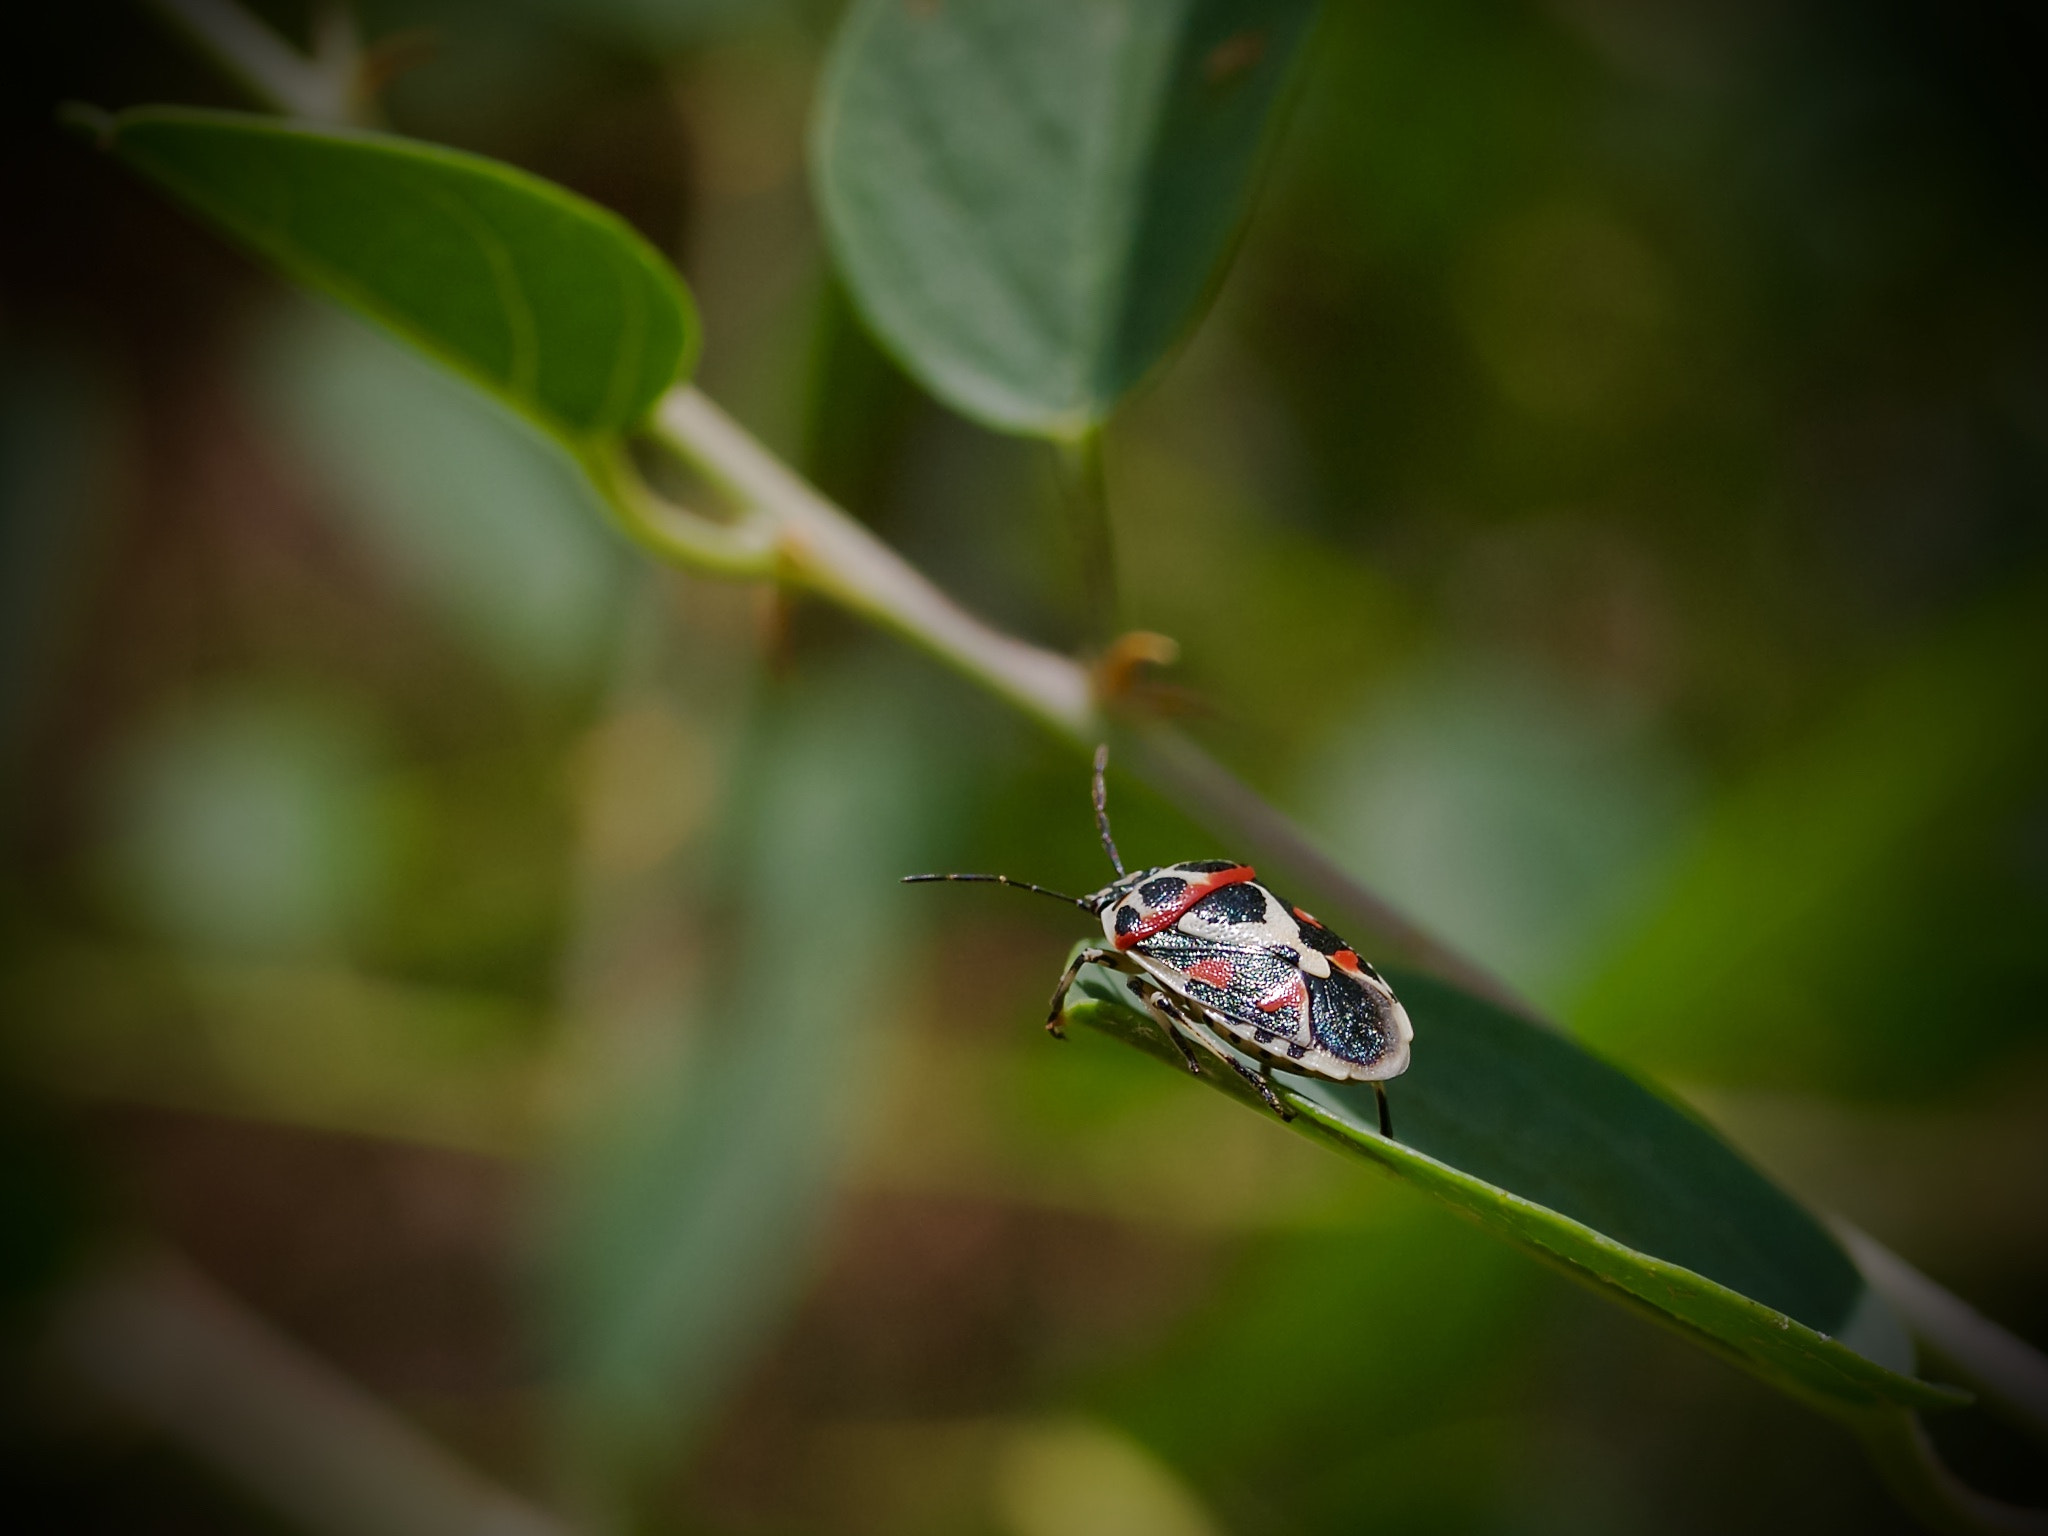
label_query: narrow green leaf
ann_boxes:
[1063,962,1965,1417]
[542,673,933,1501]
[79,106,698,443]
[812,0,1318,438]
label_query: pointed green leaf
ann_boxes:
[81,106,697,444]
[1063,961,1965,1417]
[812,0,1318,438]
[543,675,934,1492]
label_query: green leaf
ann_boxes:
[542,671,934,1502]
[78,106,697,443]
[256,303,628,690]
[1062,961,1965,1417]
[812,0,1318,439]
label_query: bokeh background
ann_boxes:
[4,0,2046,1531]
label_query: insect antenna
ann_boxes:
[901,873,1091,910]
[1092,743,1126,877]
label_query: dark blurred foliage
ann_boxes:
[2,0,2043,1532]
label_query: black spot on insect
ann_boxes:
[1295,920,1346,957]
[1307,971,1387,1066]
[1191,881,1267,925]
[1181,859,1239,873]
[1138,875,1188,908]
[1115,904,1142,936]
[1286,1043,1306,1060]
[1255,1029,1275,1045]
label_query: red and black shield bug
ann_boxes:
[905,746,1412,1135]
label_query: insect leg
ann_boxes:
[1259,1062,1291,1120]
[1227,1052,1294,1122]
[1374,1081,1394,1140]
[1127,977,1203,1076]
[1045,946,1115,1038]
[1157,994,1295,1122]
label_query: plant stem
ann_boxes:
[147,0,364,123]
[1123,724,1533,1013]
[649,389,1098,738]
[126,0,1513,1013]
[1841,1226,2048,1445]
[588,443,781,580]
[645,388,1532,1012]
[119,11,2048,1530]
[1055,428,1121,644]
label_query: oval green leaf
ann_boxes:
[1063,960,1965,1417]
[812,0,1318,439]
[82,106,698,444]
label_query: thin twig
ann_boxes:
[1125,724,1533,1014]
[649,387,1533,1013]
[1839,1225,2048,1444]
[652,388,1097,736]
[124,0,1515,1008]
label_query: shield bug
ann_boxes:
[905,746,1412,1134]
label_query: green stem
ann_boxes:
[1055,427,1120,644]
[645,391,2048,1536]
[1122,723,1532,1015]
[586,442,780,580]
[646,388,1533,1013]
[649,388,1098,738]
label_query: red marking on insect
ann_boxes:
[1187,956,1237,989]
[1113,864,1258,949]
[1292,905,1320,927]
[1333,948,1361,972]
[1255,972,1307,1019]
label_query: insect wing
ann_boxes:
[1133,879,1411,1080]
[1129,926,1315,1046]
[1303,966,1410,1077]
[1287,902,1413,1077]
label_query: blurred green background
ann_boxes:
[3,0,2044,1531]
